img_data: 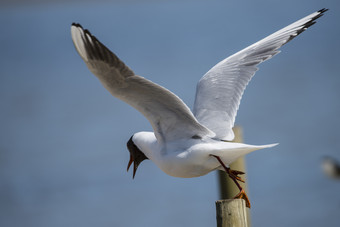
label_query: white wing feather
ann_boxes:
[71,24,215,144]
[193,9,327,141]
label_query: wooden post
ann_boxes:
[217,126,251,225]
[216,199,248,227]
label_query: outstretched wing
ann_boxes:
[193,9,328,141]
[71,23,214,144]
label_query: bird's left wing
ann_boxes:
[71,23,214,144]
[193,9,328,141]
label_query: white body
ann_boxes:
[71,9,326,178]
[133,131,276,177]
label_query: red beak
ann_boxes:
[126,136,148,179]
[127,154,137,179]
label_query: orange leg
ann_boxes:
[211,154,251,208]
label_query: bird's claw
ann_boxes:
[234,189,251,208]
[210,154,250,207]
[228,169,245,183]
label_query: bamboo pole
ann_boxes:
[216,199,248,227]
[217,126,251,225]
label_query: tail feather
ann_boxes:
[214,142,279,166]
[256,143,279,149]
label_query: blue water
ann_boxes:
[1,1,340,226]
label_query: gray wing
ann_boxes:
[71,23,214,144]
[193,9,328,141]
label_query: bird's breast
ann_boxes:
[155,151,219,178]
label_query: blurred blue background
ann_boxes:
[1,0,339,226]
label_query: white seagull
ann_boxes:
[322,156,340,180]
[71,8,327,208]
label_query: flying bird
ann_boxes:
[71,8,328,208]
[322,156,340,180]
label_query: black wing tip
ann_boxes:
[303,20,316,30]
[71,23,97,41]
[309,8,329,22]
[71,22,83,28]
[318,8,329,14]
[299,8,328,31]
[70,9,328,30]
[312,8,329,21]
[71,22,118,65]
[84,28,91,35]
[286,8,328,43]
[71,23,95,38]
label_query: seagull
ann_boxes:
[71,8,328,208]
[322,156,340,180]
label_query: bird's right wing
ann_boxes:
[193,9,328,141]
[71,24,214,145]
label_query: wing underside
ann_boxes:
[193,9,328,141]
[71,23,215,144]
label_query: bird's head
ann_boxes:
[126,136,148,178]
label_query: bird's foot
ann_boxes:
[210,154,250,208]
[210,154,245,182]
[227,169,245,183]
[234,189,251,208]
[226,168,250,207]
